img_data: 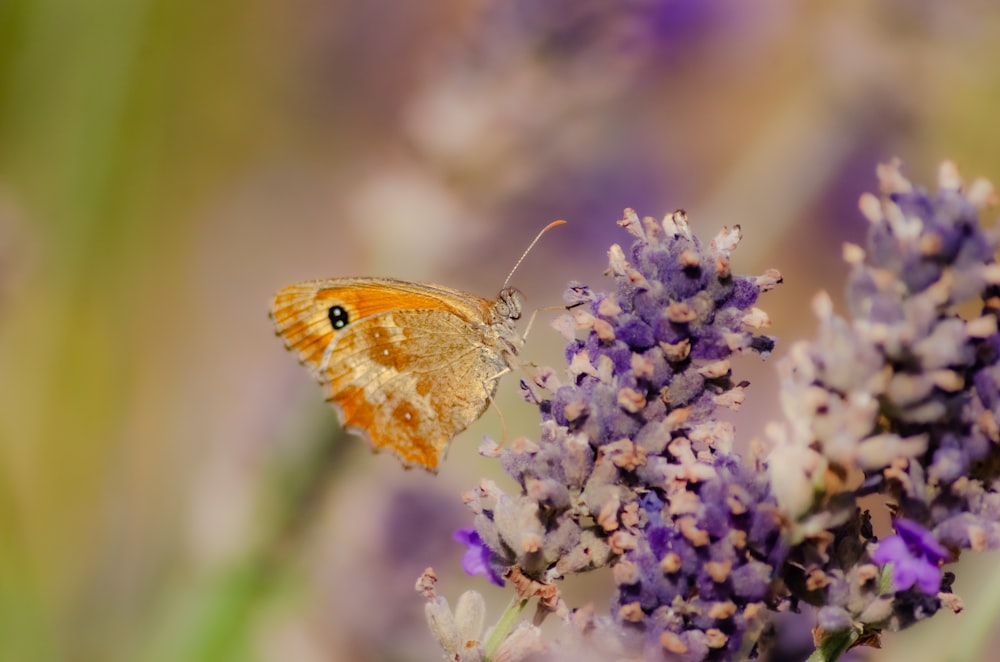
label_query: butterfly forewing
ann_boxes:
[270,283,341,376]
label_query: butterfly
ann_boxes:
[269,221,563,471]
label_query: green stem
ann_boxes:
[484,596,529,661]
[138,423,349,662]
[805,629,858,662]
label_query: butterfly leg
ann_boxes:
[489,398,509,447]
[521,307,538,341]
[486,366,512,384]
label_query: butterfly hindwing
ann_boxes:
[329,311,503,468]
[270,278,509,469]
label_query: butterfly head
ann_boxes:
[495,287,523,322]
[488,287,524,358]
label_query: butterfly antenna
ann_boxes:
[502,219,567,289]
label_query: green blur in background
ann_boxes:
[2,1,1000,661]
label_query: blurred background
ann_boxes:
[2,1,1000,660]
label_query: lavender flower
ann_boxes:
[769,160,1000,641]
[463,209,784,659]
[420,160,1000,661]
[418,568,543,662]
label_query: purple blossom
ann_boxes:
[464,209,784,659]
[872,519,949,594]
[769,160,999,639]
[454,527,504,586]
[431,159,1000,662]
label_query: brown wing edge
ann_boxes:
[324,392,446,473]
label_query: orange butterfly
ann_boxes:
[269,221,563,471]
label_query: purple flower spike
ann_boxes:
[872,519,950,594]
[454,528,504,586]
[439,163,1000,657]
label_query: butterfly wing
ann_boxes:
[270,278,509,470]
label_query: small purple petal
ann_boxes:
[895,518,950,563]
[872,520,947,594]
[870,536,907,567]
[454,528,503,587]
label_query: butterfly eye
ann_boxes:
[328,305,350,330]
